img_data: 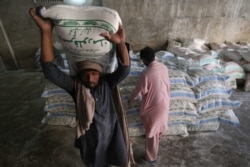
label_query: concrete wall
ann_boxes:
[0,0,37,70]
[103,0,250,51]
[0,0,250,70]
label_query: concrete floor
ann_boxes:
[0,71,250,167]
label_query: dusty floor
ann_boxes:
[0,71,250,167]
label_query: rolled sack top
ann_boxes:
[36,4,122,67]
[38,5,121,24]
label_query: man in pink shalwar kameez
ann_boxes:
[128,47,170,165]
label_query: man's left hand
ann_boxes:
[100,24,125,44]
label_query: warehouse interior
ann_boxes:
[0,0,250,167]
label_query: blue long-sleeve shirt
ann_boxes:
[41,58,130,166]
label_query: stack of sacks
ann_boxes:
[120,51,193,137]
[167,39,248,89]
[41,81,76,127]
[38,4,122,75]
[121,50,241,137]
[150,42,243,133]
[162,66,197,137]
[186,69,241,131]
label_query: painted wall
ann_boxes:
[0,0,250,70]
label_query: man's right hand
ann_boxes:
[29,7,55,62]
[29,7,53,33]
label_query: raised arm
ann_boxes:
[29,7,75,94]
[100,24,131,88]
[100,24,130,66]
[29,7,54,62]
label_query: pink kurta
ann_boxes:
[130,61,170,138]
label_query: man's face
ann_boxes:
[80,70,101,88]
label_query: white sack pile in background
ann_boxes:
[119,50,241,137]
[167,38,250,90]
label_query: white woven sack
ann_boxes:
[239,50,250,62]
[39,4,122,64]
[183,38,209,52]
[222,49,243,62]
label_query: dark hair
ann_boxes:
[140,47,155,62]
